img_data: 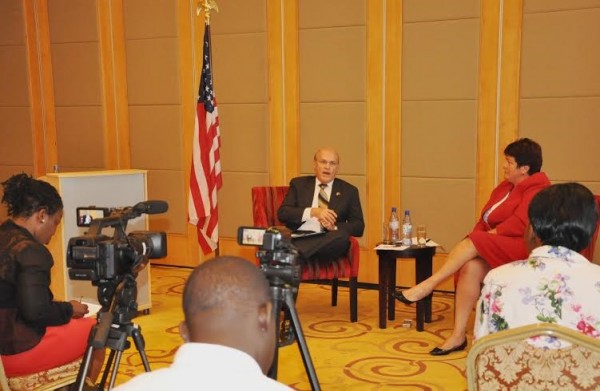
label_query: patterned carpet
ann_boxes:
[111,265,470,390]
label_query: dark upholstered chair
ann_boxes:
[251,186,359,322]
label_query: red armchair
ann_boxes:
[251,186,359,322]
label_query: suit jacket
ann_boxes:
[277,176,364,237]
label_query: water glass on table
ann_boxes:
[416,224,427,247]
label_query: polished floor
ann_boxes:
[110,265,470,390]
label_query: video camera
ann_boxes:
[67,200,168,282]
[237,226,300,289]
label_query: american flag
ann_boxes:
[188,23,222,255]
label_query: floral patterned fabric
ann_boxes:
[474,340,600,390]
[475,245,600,348]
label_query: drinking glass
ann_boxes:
[416,224,427,247]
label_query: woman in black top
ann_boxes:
[0,173,104,382]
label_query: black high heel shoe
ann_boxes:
[393,290,418,305]
[429,339,468,356]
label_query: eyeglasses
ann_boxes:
[316,159,338,167]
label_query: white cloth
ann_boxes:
[475,245,600,348]
[112,343,292,390]
[482,191,509,224]
[299,178,334,231]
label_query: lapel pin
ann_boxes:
[336,192,341,196]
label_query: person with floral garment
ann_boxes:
[475,182,600,347]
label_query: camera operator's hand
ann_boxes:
[70,300,89,318]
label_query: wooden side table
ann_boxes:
[376,245,436,331]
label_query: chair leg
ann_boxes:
[331,278,339,306]
[349,276,358,322]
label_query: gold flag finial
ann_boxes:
[197,0,219,24]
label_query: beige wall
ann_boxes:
[1,0,599,277]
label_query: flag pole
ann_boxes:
[190,0,222,258]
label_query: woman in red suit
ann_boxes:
[395,138,551,355]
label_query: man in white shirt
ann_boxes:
[113,256,292,390]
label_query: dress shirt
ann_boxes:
[475,245,600,348]
[112,343,292,390]
[299,179,334,232]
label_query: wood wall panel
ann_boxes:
[218,104,269,172]
[125,38,181,105]
[524,0,600,12]
[0,2,24,45]
[219,171,270,238]
[521,8,600,97]
[402,178,476,250]
[146,169,186,233]
[123,0,178,39]
[211,0,266,34]
[0,108,33,164]
[520,98,600,182]
[47,0,98,42]
[403,19,480,101]
[0,47,30,106]
[299,0,364,28]
[212,34,268,104]
[55,106,104,169]
[129,106,182,170]
[299,103,366,176]
[299,27,366,102]
[402,100,477,178]
[51,43,102,106]
[403,0,480,22]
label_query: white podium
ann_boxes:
[42,170,152,311]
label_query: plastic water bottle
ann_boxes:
[402,210,413,246]
[389,207,399,243]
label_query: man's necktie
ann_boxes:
[318,183,329,209]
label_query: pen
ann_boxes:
[79,296,83,303]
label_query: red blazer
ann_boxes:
[468,172,551,268]
[472,172,551,237]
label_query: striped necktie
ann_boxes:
[318,183,329,209]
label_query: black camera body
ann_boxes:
[237,226,300,288]
[67,201,168,283]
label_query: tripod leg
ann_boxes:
[98,350,117,390]
[283,289,321,391]
[74,345,95,391]
[130,326,151,372]
[267,286,283,380]
[107,350,123,390]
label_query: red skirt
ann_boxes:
[469,230,529,268]
[2,317,96,377]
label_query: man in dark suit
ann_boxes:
[277,147,364,261]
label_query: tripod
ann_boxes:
[74,275,151,390]
[267,278,321,391]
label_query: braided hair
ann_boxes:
[1,173,63,218]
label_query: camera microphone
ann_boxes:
[132,200,169,215]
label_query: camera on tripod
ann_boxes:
[237,226,321,389]
[70,201,168,391]
[67,200,168,323]
[67,201,167,281]
[237,226,300,289]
